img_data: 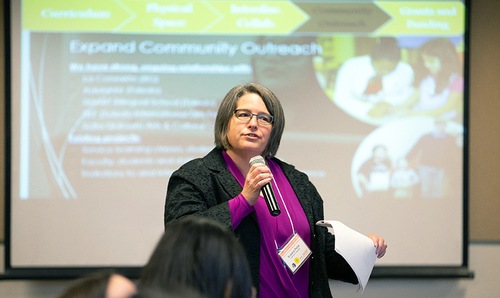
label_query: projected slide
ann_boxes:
[8,0,466,272]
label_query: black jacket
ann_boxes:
[164,148,357,297]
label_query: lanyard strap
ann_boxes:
[272,178,296,251]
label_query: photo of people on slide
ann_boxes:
[351,116,463,200]
[314,36,464,126]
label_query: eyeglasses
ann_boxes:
[233,109,274,125]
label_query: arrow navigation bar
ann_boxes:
[23,0,464,36]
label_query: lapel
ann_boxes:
[280,160,315,223]
[203,148,259,222]
[203,148,245,199]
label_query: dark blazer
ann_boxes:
[164,148,357,298]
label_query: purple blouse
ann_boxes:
[223,151,311,298]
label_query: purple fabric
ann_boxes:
[223,152,311,298]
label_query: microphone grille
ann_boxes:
[249,155,265,167]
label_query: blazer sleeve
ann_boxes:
[324,230,358,284]
[164,158,233,229]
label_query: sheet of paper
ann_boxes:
[316,220,377,293]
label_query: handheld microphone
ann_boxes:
[249,156,281,216]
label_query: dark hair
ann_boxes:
[139,216,253,298]
[420,38,461,93]
[370,37,401,61]
[58,269,115,298]
[133,286,205,298]
[214,82,285,157]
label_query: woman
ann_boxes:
[164,83,387,298]
[139,216,254,298]
[406,38,464,122]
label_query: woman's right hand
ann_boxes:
[241,163,273,206]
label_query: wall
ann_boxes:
[0,0,5,242]
[467,0,500,240]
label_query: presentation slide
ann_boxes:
[7,0,467,274]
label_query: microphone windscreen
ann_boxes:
[249,155,265,167]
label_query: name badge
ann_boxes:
[278,233,312,274]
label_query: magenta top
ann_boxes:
[223,151,311,298]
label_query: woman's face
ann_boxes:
[226,93,272,158]
[422,54,442,75]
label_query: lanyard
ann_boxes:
[272,177,296,251]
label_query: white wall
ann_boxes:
[0,243,498,298]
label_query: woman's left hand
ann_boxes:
[368,234,387,258]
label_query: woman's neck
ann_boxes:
[225,149,258,176]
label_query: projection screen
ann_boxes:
[4,0,472,278]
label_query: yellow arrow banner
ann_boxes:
[23,0,134,32]
[201,1,309,34]
[375,1,465,35]
[23,0,309,34]
[23,0,464,36]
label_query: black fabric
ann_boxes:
[164,148,358,298]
